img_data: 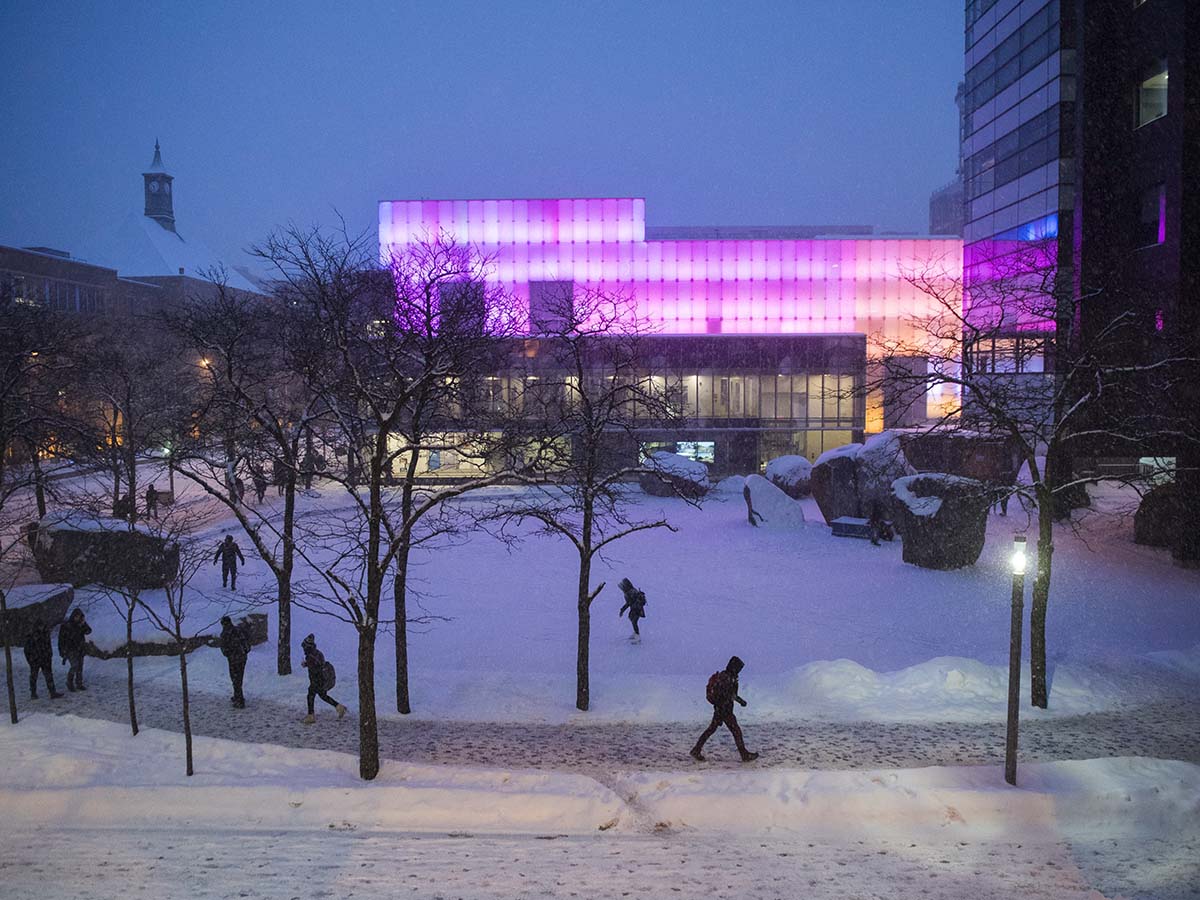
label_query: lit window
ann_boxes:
[1136,184,1166,247]
[1137,64,1168,127]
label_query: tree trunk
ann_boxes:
[1030,490,1054,709]
[277,473,297,676]
[393,550,411,715]
[1,591,16,725]
[32,456,47,519]
[126,604,139,735]
[125,446,138,524]
[357,628,379,780]
[179,645,193,776]
[575,555,592,712]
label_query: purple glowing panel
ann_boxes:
[380,198,961,339]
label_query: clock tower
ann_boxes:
[142,139,176,232]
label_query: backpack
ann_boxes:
[321,660,337,691]
[705,671,724,705]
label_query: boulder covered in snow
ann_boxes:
[638,451,711,499]
[0,583,73,645]
[87,612,269,660]
[764,455,813,499]
[892,474,991,570]
[810,443,863,523]
[25,513,180,589]
[743,474,806,527]
[1134,483,1181,548]
[855,431,916,520]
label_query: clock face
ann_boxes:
[149,180,160,193]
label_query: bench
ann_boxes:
[830,516,871,539]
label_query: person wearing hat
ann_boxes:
[690,655,759,762]
[300,634,346,724]
[219,616,251,708]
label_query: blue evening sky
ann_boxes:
[1,1,963,271]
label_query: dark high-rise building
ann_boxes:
[962,0,1200,562]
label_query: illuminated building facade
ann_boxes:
[379,198,961,473]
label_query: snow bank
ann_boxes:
[744,474,806,527]
[0,715,623,835]
[618,756,1200,839]
[1146,643,1200,680]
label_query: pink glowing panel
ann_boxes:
[378,198,962,340]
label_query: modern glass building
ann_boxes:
[379,198,962,472]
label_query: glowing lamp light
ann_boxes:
[199,357,212,368]
[1010,535,1027,575]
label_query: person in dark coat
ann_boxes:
[300,454,316,490]
[214,534,247,590]
[867,500,894,546]
[219,616,251,708]
[57,608,92,692]
[145,483,158,518]
[273,458,288,496]
[690,655,758,762]
[300,633,346,723]
[617,577,648,639]
[23,621,62,699]
[743,483,765,527]
[252,468,268,504]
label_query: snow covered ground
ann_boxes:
[1,716,1198,899]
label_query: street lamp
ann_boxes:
[1005,534,1027,785]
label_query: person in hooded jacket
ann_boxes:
[219,616,251,708]
[300,633,346,724]
[690,655,759,762]
[23,620,62,699]
[617,577,648,639]
[57,608,92,692]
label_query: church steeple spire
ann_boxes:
[143,139,175,232]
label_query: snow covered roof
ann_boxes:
[81,213,258,293]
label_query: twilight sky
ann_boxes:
[1,1,963,273]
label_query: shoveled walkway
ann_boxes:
[8,665,1200,772]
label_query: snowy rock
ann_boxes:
[25,515,180,589]
[1134,483,1181,548]
[891,474,991,570]
[638,451,710,499]
[87,612,268,660]
[714,475,746,494]
[764,455,813,499]
[0,584,73,644]
[810,443,863,523]
[855,432,915,520]
[743,474,805,527]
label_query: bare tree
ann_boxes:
[872,242,1197,708]
[498,286,685,712]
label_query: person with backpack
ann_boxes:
[690,655,759,762]
[23,620,62,700]
[300,633,346,724]
[219,615,251,708]
[617,577,648,641]
[57,608,92,692]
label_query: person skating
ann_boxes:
[145,483,158,518]
[213,534,246,590]
[743,483,765,527]
[690,655,759,762]
[300,634,346,724]
[57,608,92,692]
[23,620,62,699]
[617,577,648,641]
[219,615,251,708]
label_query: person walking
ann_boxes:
[57,608,92,692]
[214,534,246,590]
[145,483,158,518]
[219,616,250,708]
[743,483,765,527]
[23,621,62,699]
[300,634,346,724]
[617,577,648,641]
[690,655,759,762]
[252,468,268,504]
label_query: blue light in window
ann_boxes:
[996,213,1059,242]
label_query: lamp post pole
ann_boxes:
[1005,534,1027,786]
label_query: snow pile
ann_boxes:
[764,455,812,497]
[815,442,862,466]
[1147,643,1200,680]
[892,475,943,517]
[713,474,746,493]
[2,583,72,609]
[0,715,623,835]
[35,511,157,535]
[744,474,806,527]
[646,451,710,487]
[618,756,1200,839]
